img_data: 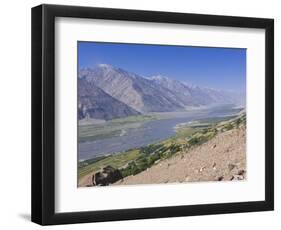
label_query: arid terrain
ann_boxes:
[114,125,246,185]
[79,113,246,187]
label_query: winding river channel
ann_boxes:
[79,105,242,161]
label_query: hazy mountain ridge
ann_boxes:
[78,64,244,120]
[78,77,140,120]
[79,64,184,113]
[150,75,241,106]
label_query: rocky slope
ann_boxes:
[79,64,184,113]
[78,78,140,120]
[114,125,246,185]
[150,75,234,106]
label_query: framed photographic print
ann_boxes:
[31,4,274,225]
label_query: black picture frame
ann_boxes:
[31,4,274,225]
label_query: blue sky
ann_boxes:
[78,41,246,92]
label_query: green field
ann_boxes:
[78,149,141,179]
[79,115,158,143]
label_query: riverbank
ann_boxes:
[114,122,246,185]
[79,105,243,161]
[78,112,246,187]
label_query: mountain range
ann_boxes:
[78,78,140,120]
[78,64,244,120]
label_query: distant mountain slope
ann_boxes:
[78,78,140,120]
[79,64,244,115]
[79,65,185,113]
[150,75,195,106]
[150,75,236,106]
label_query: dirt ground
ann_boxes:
[114,126,246,185]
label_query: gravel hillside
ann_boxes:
[114,125,246,185]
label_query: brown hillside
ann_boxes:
[114,126,246,185]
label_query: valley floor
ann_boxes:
[114,125,246,185]
[78,112,246,187]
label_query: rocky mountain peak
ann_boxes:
[97,63,113,69]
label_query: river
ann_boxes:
[79,105,243,161]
